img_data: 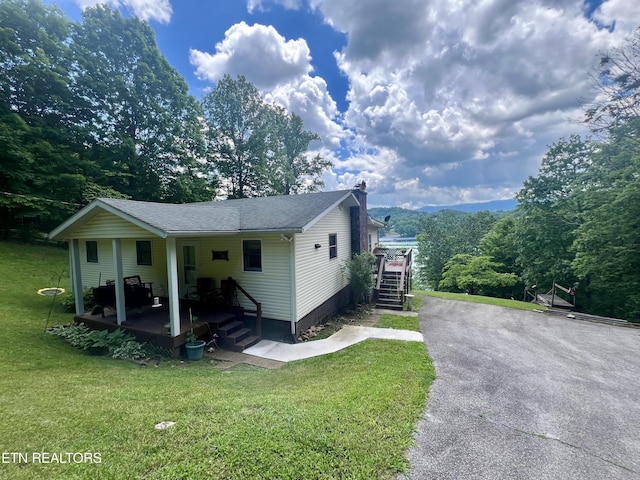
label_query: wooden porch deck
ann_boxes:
[535,293,574,309]
[74,302,233,357]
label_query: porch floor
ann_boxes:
[78,304,200,334]
[74,302,232,356]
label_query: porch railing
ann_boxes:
[226,277,262,337]
[374,247,413,294]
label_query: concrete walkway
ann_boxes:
[244,324,423,362]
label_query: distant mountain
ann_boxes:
[418,199,517,213]
[369,199,518,238]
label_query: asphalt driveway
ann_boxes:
[402,297,640,480]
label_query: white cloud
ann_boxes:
[190,22,312,89]
[230,0,640,207]
[593,0,640,33]
[311,0,640,205]
[264,76,343,147]
[75,0,172,23]
[190,21,346,148]
[246,0,302,14]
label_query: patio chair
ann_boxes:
[184,277,217,303]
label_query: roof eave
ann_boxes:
[165,227,304,237]
[300,191,359,233]
[48,199,168,240]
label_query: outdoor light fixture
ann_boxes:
[314,243,321,249]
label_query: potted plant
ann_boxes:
[185,309,206,361]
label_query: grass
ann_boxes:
[374,314,421,332]
[419,290,546,312]
[0,241,434,480]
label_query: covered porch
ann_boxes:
[75,301,252,357]
[67,236,200,339]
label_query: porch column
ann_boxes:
[70,239,84,315]
[112,238,126,325]
[165,237,180,337]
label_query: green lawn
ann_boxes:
[419,290,546,312]
[374,314,421,332]
[0,241,434,479]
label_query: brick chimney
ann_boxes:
[350,181,368,255]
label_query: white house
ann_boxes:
[49,186,381,354]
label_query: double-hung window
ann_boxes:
[86,241,98,263]
[136,240,152,266]
[243,240,262,272]
[329,234,337,259]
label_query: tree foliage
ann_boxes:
[0,0,72,119]
[0,0,215,232]
[585,27,640,136]
[514,135,594,288]
[439,254,517,297]
[571,124,640,320]
[202,75,330,198]
[70,6,210,202]
[416,210,497,289]
[342,252,377,307]
[266,107,332,195]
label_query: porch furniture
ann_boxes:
[93,275,154,317]
[184,277,218,303]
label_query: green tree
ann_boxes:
[70,6,210,202]
[514,135,593,288]
[202,74,269,199]
[439,254,517,296]
[342,252,377,307]
[416,210,496,289]
[585,28,640,136]
[571,123,640,321]
[0,0,84,230]
[0,0,72,118]
[266,108,332,195]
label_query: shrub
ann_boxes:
[342,252,377,306]
[112,340,150,360]
[59,288,95,313]
[49,323,93,349]
[49,323,149,359]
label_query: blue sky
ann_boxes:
[49,0,640,208]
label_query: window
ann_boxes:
[243,240,262,272]
[136,240,152,266]
[86,241,98,263]
[329,234,337,259]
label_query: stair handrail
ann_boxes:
[227,277,262,337]
[403,248,412,293]
[375,252,386,290]
[398,248,412,302]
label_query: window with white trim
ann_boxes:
[243,239,262,272]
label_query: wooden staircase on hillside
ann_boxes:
[373,247,413,310]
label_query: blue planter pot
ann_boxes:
[185,340,206,361]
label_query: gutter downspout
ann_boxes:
[289,235,297,342]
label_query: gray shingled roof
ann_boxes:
[50,190,358,239]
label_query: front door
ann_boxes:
[177,241,199,298]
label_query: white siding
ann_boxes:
[76,233,291,318]
[368,225,380,252]
[73,212,153,239]
[188,234,292,321]
[294,202,352,320]
[79,239,115,289]
[78,239,169,296]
